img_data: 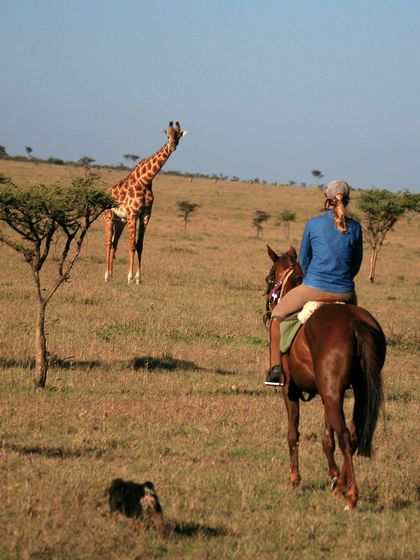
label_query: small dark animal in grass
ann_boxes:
[107,478,165,537]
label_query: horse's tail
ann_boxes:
[353,319,386,457]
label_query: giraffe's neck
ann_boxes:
[134,142,173,185]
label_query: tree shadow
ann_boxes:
[0,357,34,369]
[131,356,236,376]
[49,356,102,370]
[131,356,202,372]
[165,518,233,539]
[0,356,102,371]
[4,442,106,459]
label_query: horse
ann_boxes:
[264,245,386,510]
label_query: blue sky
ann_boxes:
[2,1,419,191]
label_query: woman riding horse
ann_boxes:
[266,180,363,387]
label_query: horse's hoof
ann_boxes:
[344,502,356,511]
[330,477,338,491]
[290,475,301,488]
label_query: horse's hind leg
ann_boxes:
[322,415,340,485]
[283,391,301,487]
[349,421,358,455]
[324,398,358,510]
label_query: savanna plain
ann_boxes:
[0,160,419,559]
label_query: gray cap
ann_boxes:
[325,180,350,199]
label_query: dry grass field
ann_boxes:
[0,160,419,559]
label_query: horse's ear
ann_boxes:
[267,245,279,263]
[288,246,297,262]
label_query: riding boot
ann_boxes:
[265,316,286,387]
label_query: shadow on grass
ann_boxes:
[0,357,34,369]
[166,518,233,539]
[197,387,269,397]
[363,489,414,512]
[0,356,102,370]
[49,356,102,370]
[299,480,331,493]
[132,356,201,372]
[391,498,413,511]
[131,356,236,376]
[0,355,237,377]
[4,442,106,459]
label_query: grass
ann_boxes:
[0,160,419,559]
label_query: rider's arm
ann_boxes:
[351,222,363,277]
[298,221,312,274]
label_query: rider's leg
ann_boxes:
[266,315,285,386]
[265,285,309,387]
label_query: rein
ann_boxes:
[264,262,304,324]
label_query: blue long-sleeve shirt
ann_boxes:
[299,211,363,292]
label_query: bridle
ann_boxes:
[264,261,304,324]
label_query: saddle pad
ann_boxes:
[280,313,302,353]
[297,301,325,323]
[297,300,346,323]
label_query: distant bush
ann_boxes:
[47,157,64,165]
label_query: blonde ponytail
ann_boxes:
[332,193,348,232]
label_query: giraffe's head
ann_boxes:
[164,121,187,152]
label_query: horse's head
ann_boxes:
[264,245,304,325]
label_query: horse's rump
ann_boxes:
[301,304,385,457]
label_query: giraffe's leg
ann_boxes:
[104,211,114,282]
[105,212,125,282]
[134,214,151,285]
[127,217,137,284]
[109,218,125,280]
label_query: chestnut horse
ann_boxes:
[265,245,386,510]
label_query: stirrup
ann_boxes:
[265,365,285,387]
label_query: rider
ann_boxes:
[265,180,363,387]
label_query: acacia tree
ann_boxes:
[0,173,114,387]
[78,156,95,167]
[123,154,140,166]
[357,189,419,282]
[276,209,296,240]
[311,169,324,187]
[177,200,200,235]
[253,210,270,238]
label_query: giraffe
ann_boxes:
[103,121,187,284]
